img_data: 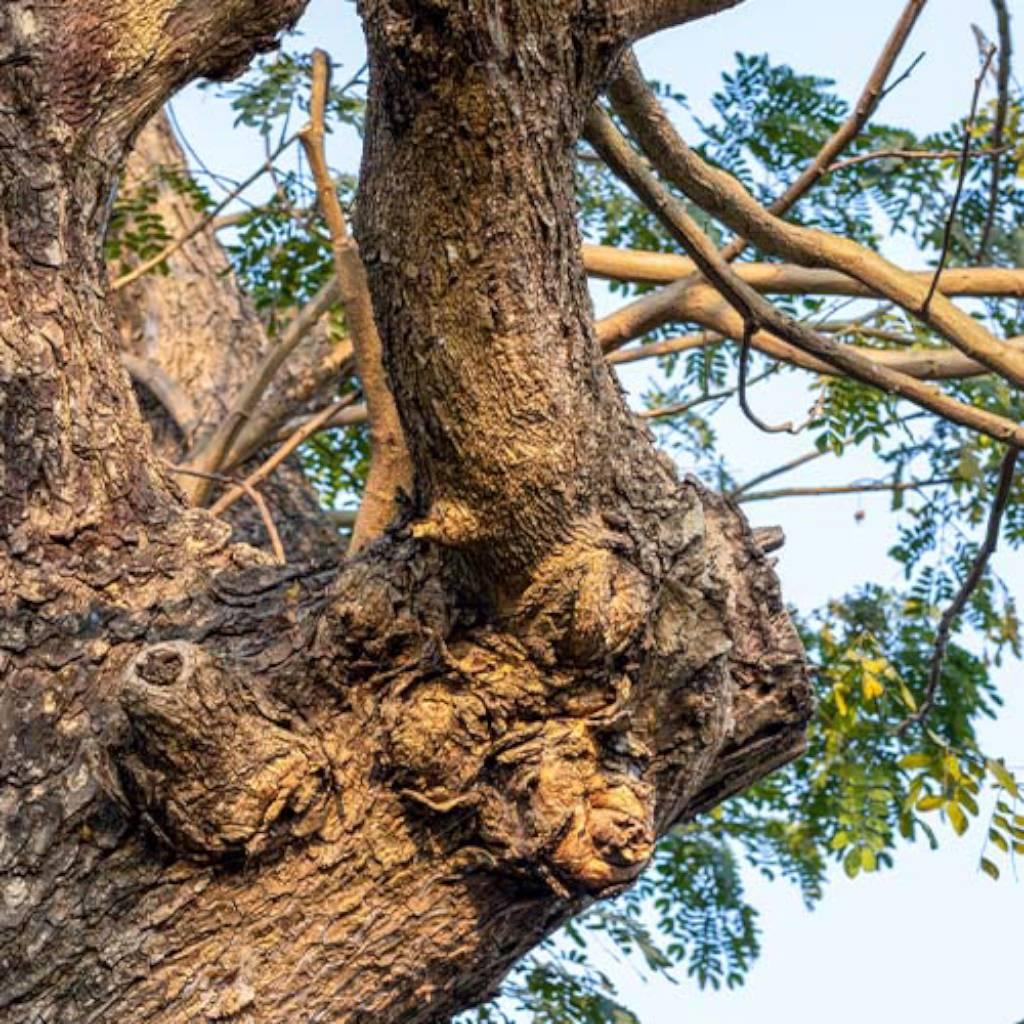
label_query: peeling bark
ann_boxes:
[0,2,811,1022]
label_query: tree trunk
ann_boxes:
[112,111,347,561]
[0,2,811,1022]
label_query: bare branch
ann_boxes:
[829,145,1006,174]
[922,44,996,315]
[222,338,357,472]
[737,477,955,504]
[209,393,357,518]
[584,244,1024,297]
[603,60,1024,388]
[602,284,1024,382]
[183,278,341,502]
[583,105,1024,447]
[629,0,748,40]
[299,49,412,551]
[265,400,368,447]
[978,0,1013,262]
[895,449,1019,735]
[730,450,827,498]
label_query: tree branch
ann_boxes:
[182,278,341,503]
[583,105,1024,447]
[977,0,1013,262]
[895,449,1019,735]
[921,44,996,315]
[584,244,1024,297]
[299,49,412,552]
[737,477,954,504]
[602,281,1024,382]
[603,54,1024,389]
[628,0,748,40]
[209,394,358,518]
[730,450,827,498]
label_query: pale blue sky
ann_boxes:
[173,2,1023,1021]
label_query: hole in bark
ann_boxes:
[136,648,185,687]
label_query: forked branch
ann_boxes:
[604,55,1024,388]
[584,106,1024,447]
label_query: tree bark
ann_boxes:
[0,2,811,1022]
[113,111,347,561]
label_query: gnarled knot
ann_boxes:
[411,498,484,548]
[551,784,654,890]
[480,720,655,896]
[116,642,333,861]
[510,521,652,667]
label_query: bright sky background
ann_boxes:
[173,2,1023,1021]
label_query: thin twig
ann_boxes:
[738,321,801,434]
[878,50,927,101]
[977,0,1013,262]
[165,465,287,565]
[738,477,955,504]
[111,132,298,292]
[895,449,1019,735]
[922,44,997,315]
[210,393,357,517]
[829,145,1006,174]
[730,450,827,498]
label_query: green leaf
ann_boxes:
[980,857,1001,881]
[843,848,862,879]
[988,828,1009,853]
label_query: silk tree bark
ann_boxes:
[0,2,810,1022]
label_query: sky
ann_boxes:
[172,2,1023,1021]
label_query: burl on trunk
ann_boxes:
[0,2,809,1022]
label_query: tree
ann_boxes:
[0,1,1021,1022]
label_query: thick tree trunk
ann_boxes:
[1,2,811,1022]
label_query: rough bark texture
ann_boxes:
[113,111,346,561]
[1,1,811,1022]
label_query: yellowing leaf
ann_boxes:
[947,802,969,836]
[987,759,1021,798]
[862,673,885,701]
[834,686,848,716]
